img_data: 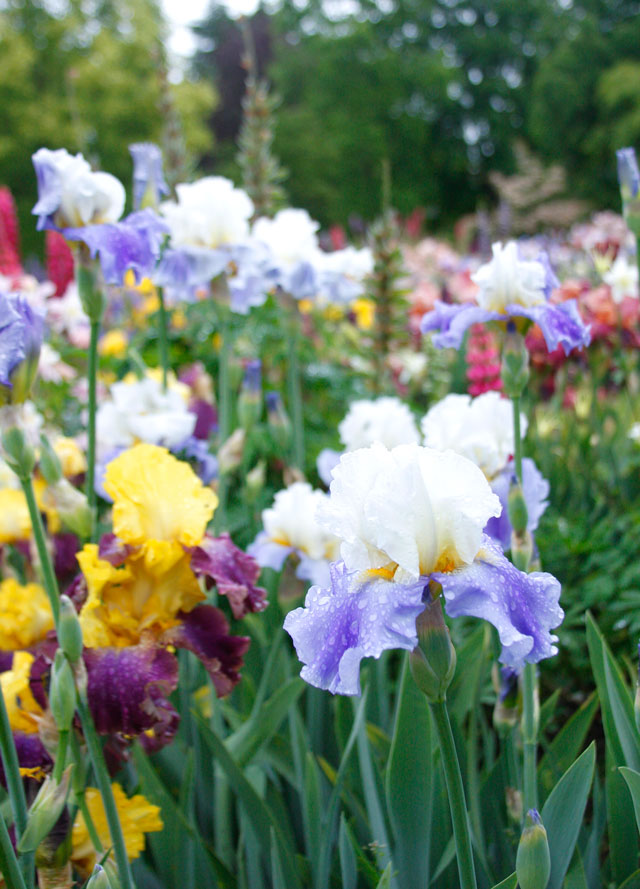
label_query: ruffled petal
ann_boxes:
[507,300,590,355]
[421,301,503,349]
[437,536,563,668]
[284,560,427,695]
[190,532,268,618]
[247,531,294,572]
[84,645,179,745]
[165,605,250,697]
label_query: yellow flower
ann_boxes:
[172,308,187,330]
[323,304,344,322]
[71,784,163,876]
[0,489,31,543]
[0,579,54,650]
[99,329,129,359]
[298,298,313,315]
[352,298,375,330]
[104,445,217,561]
[53,437,87,477]
[1,652,43,733]
[77,543,204,648]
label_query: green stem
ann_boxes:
[0,812,27,889]
[286,314,305,472]
[69,733,104,855]
[215,312,233,532]
[429,699,477,889]
[512,396,523,485]
[522,663,538,813]
[87,319,101,543]
[77,694,135,889]
[53,730,69,783]
[511,392,538,815]
[20,477,60,624]
[157,287,169,392]
[0,684,32,887]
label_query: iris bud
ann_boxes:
[237,360,262,431]
[218,428,246,474]
[39,434,63,484]
[501,327,530,399]
[410,589,456,703]
[18,766,73,853]
[493,665,521,734]
[76,260,105,323]
[86,864,112,889]
[49,650,77,731]
[516,810,551,889]
[511,529,533,573]
[2,426,36,478]
[507,480,528,536]
[265,391,291,452]
[246,460,266,501]
[58,595,84,663]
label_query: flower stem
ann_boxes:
[76,693,135,889]
[429,699,477,889]
[286,313,305,472]
[53,730,69,783]
[511,392,538,814]
[0,685,32,887]
[215,310,233,532]
[157,287,169,392]
[87,319,101,543]
[0,811,27,889]
[19,477,60,624]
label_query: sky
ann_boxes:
[162,0,259,59]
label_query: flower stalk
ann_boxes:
[0,810,28,889]
[0,686,32,887]
[157,286,169,392]
[286,313,305,473]
[429,699,478,889]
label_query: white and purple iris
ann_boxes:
[421,241,590,354]
[284,443,563,695]
[0,291,44,402]
[31,147,168,285]
[249,482,341,587]
[421,391,549,551]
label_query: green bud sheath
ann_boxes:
[49,651,77,731]
[2,426,36,478]
[410,592,456,703]
[58,595,84,663]
[516,809,551,889]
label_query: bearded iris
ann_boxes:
[284,443,563,695]
[421,241,590,354]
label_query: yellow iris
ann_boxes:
[99,329,129,359]
[77,543,205,648]
[103,444,217,569]
[71,783,163,876]
[53,437,87,477]
[352,298,375,330]
[0,489,31,543]
[0,579,54,650]
[0,652,43,733]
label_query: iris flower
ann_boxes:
[284,443,563,695]
[421,241,590,354]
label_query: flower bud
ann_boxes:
[409,589,456,703]
[246,460,266,501]
[516,810,551,889]
[265,391,291,452]
[42,478,92,539]
[18,765,73,853]
[511,529,533,573]
[76,261,105,323]
[493,665,521,734]
[501,327,530,399]
[218,428,246,474]
[49,650,77,731]
[86,864,113,889]
[237,360,262,431]
[39,434,63,485]
[2,426,36,478]
[507,479,528,536]
[58,595,84,663]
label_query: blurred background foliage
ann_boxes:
[2,0,640,258]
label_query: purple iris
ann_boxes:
[485,458,549,551]
[617,147,640,200]
[129,143,170,211]
[421,244,590,355]
[64,209,169,285]
[190,531,268,618]
[154,246,229,302]
[0,292,44,399]
[284,535,562,696]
